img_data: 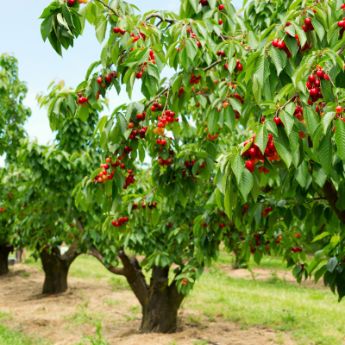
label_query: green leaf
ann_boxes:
[269,46,287,76]
[335,119,345,161]
[255,125,268,154]
[274,141,292,168]
[239,169,253,201]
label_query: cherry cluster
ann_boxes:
[157,110,178,128]
[124,169,135,189]
[271,39,291,57]
[306,67,329,104]
[132,201,157,210]
[190,74,202,85]
[96,71,117,89]
[291,247,303,253]
[294,105,304,121]
[77,95,88,105]
[187,27,202,48]
[113,27,126,35]
[302,17,314,32]
[158,153,174,167]
[129,125,147,140]
[95,161,115,183]
[111,216,129,227]
[243,134,279,173]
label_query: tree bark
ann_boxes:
[91,248,184,333]
[140,266,184,333]
[323,180,345,224]
[0,245,13,275]
[40,247,78,294]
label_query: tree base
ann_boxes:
[40,248,71,294]
[0,245,13,275]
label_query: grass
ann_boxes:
[19,252,345,345]
[0,324,46,345]
[187,265,345,345]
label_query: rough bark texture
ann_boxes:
[91,248,184,333]
[0,245,13,275]
[140,266,184,333]
[40,247,78,294]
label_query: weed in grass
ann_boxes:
[125,305,140,321]
[74,323,108,345]
[67,302,100,326]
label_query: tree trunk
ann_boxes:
[0,245,12,275]
[140,267,184,333]
[40,248,72,294]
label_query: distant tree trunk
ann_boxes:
[232,249,247,269]
[15,248,25,263]
[0,245,13,275]
[91,249,185,333]
[140,266,184,333]
[40,246,79,294]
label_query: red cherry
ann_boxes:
[218,19,223,25]
[316,70,324,78]
[336,106,343,114]
[218,4,225,10]
[245,160,255,173]
[67,0,76,6]
[272,39,279,47]
[136,71,143,79]
[304,18,312,26]
[97,76,103,85]
[274,116,282,126]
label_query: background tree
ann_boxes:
[12,82,100,294]
[0,54,31,275]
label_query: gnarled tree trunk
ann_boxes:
[91,249,185,333]
[140,267,183,333]
[0,245,13,275]
[40,246,79,294]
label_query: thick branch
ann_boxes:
[118,250,149,306]
[90,248,126,276]
[323,180,345,224]
[61,241,80,262]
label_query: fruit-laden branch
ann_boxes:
[145,59,223,108]
[323,180,345,224]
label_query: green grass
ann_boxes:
[0,325,46,345]
[22,252,345,345]
[187,266,345,345]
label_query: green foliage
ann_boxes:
[36,0,345,302]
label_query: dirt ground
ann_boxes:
[0,265,295,345]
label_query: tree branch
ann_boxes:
[145,59,222,109]
[61,241,80,262]
[94,0,119,17]
[90,248,126,276]
[145,13,176,26]
[118,250,149,306]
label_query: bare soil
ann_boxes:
[0,264,295,345]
